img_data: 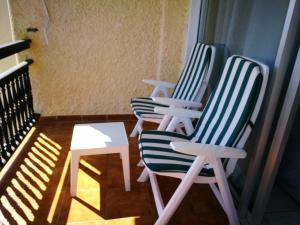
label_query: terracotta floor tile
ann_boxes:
[106,114,132,121]
[69,167,105,192]
[45,166,70,193]
[105,216,155,225]
[106,153,147,190]
[105,185,156,219]
[0,118,229,225]
[30,191,66,225]
[106,161,127,189]
[0,187,64,225]
[58,190,106,224]
[66,220,106,225]
[81,114,108,122]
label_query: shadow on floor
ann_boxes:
[0,119,228,225]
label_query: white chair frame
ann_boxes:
[137,56,269,225]
[130,46,216,137]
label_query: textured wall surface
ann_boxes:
[8,0,189,115]
[0,0,16,72]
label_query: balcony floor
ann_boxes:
[0,117,228,225]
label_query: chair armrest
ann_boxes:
[154,107,201,119]
[152,97,202,108]
[143,79,176,89]
[170,142,247,159]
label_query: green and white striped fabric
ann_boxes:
[131,43,213,119]
[139,56,264,176]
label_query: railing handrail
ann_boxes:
[0,60,33,80]
[0,39,31,60]
[0,39,35,169]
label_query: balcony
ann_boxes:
[1,1,300,225]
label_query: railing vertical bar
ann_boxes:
[0,87,9,163]
[2,83,14,151]
[22,71,31,127]
[0,59,35,169]
[11,75,22,137]
[16,73,26,133]
[24,70,35,123]
[0,86,11,161]
[7,77,19,147]
[0,125,5,164]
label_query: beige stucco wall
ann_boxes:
[0,0,16,72]
[8,0,190,115]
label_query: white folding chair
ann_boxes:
[138,55,269,225]
[130,43,216,137]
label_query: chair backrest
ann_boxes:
[190,55,269,150]
[171,43,216,102]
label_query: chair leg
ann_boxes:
[165,117,180,132]
[157,115,171,131]
[121,150,131,192]
[137,159,144,167]
[175,125,185,135]
[161,88,169,97]
[70,152,80,197]
[209,183,226,212]
[182,118,194,135]
[149,171,165,215]
[137,167,149,182]
[154,156,205,225]
[213,158,240,225]
[150,86,162,97]
[130,119,143,137]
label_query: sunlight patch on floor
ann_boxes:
[80,159,102,176]
[40,133,62,150]
[11,178,39,210]
[47,152,70,223]
[0,195,27,225]
[0,133,64,224]
[34,141,58,161]
[105,216,139,225]
[66,190,104,222]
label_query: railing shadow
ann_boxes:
[0,129,145,225]
[0,131,69,224]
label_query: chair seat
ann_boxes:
[139,130,214,177]
[131,97,168,119]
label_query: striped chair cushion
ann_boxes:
[139,130,215,176]
[139,56,263,175]
[190,56,263,146]
[131,97,167,119]
[172,43,212,101]
[131,43,212,120]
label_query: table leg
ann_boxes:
[70,152,80,197]
[121,148,131,191]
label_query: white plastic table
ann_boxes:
[70,122,130,196]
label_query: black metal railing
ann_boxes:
[0,39,35,168]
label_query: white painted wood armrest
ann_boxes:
[170,142,247,159]
[142,79,176,89]
[152,97,202,108]
[154,107,201,118]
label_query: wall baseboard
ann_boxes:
[38,114,137,122]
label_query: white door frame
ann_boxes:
[184,0,202,61]
[239,0,300,224]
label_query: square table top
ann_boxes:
[70,122,128,151]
